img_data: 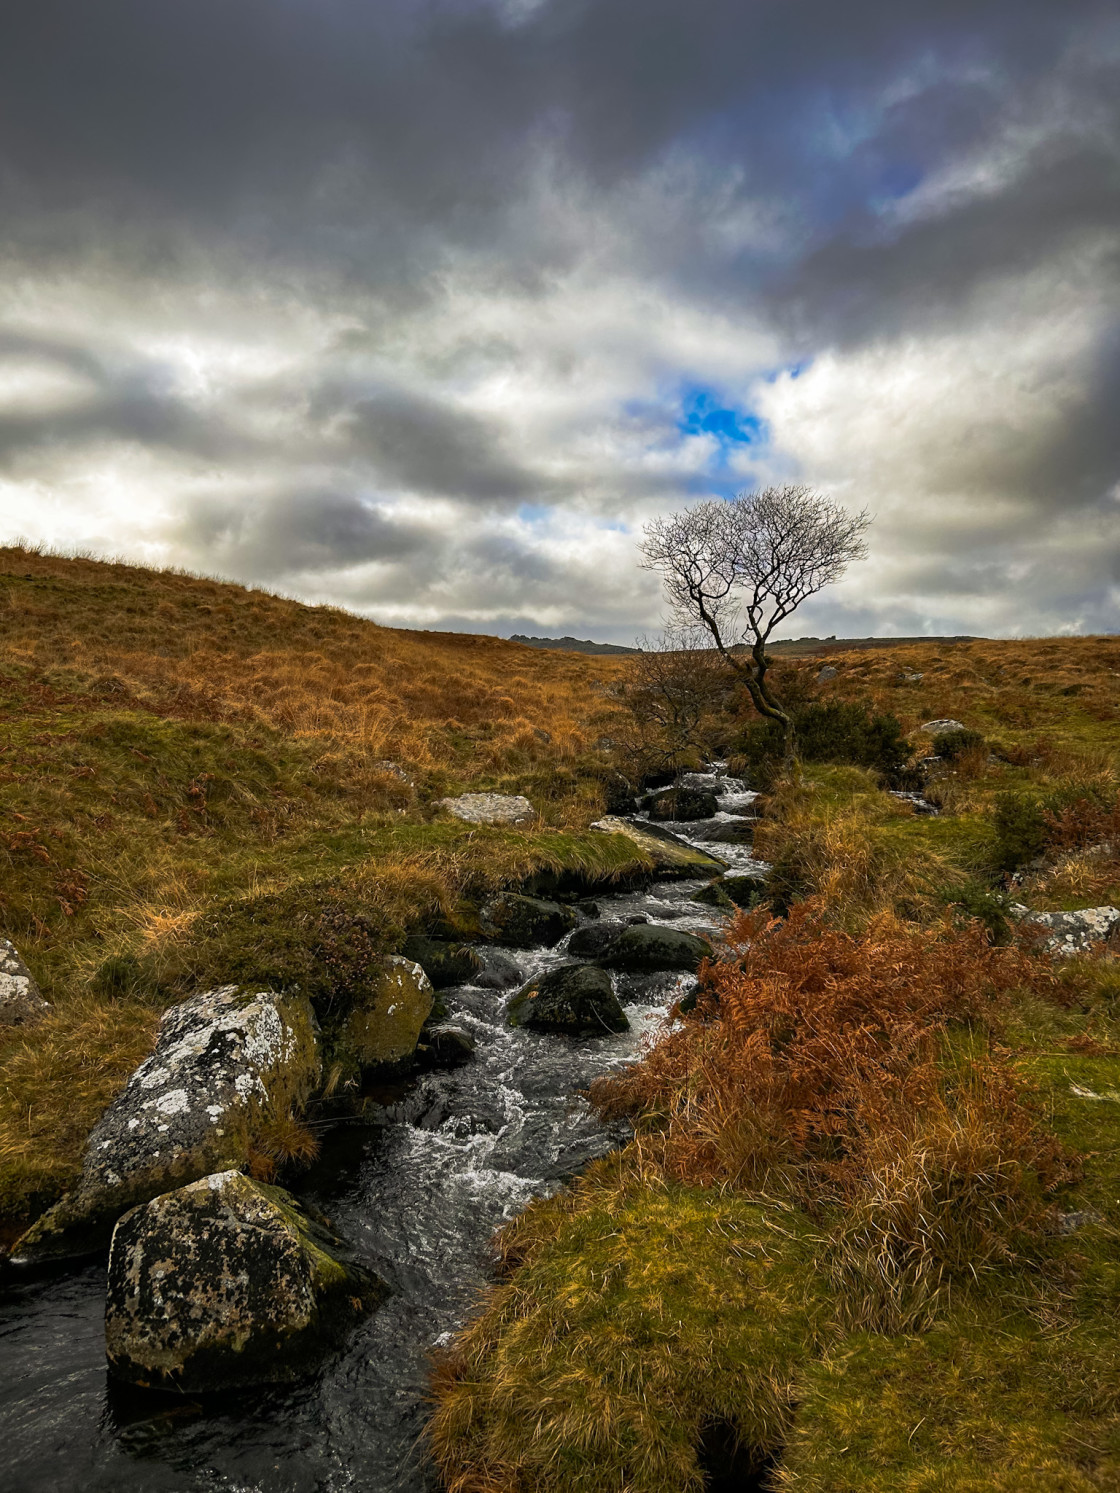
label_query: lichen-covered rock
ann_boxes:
[0,938,50,1027]
[921,718,967,735]
[479,892,577,949]
[507,965,629,1036]
[105,1170,384,1391]
[331,955,434,1077]
[1023,906,1120,956]
[401,935,481,989]
[597,923,713,975]
[437,792,535,826]
[589,817,728,877]
[12,985,320,1263]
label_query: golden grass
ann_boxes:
[0,544,627,773]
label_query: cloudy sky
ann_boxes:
[0,0,1117,641]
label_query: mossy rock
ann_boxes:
[722,873,768,909]
[507,965,629,1036]
[400,935,482,989]
[105,1170,385,1391]
[691,880,735,910]
[597,923,713,975]
[327,955,434,1083]
[479,893,578,949]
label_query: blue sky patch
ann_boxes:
[677,384,764,450]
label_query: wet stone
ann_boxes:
[105,1170,384,1393]
[479,892,578,949]
[598,923,713,975]
[507,965,629,1036]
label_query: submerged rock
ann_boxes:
[401,935,481,989]
[598,923,713,974]
[0,939,50,1027]
[330,956,434,1077]
[479,892,577,949]
[507,965,628,1036]
[437,792,535,827]
[12,985,320,1263]
[105,1170,384,1392]
[589,817,728,877]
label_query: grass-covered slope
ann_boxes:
[430,633,1120,1492]
[0,546,638,1226]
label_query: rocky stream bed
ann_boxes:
[0,783,770,1493]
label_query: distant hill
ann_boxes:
[510,634,640,656]
[754,634,984,658]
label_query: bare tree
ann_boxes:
[641,485,870,760]
[612,623,731,775]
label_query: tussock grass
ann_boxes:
[428,1161,821,1493]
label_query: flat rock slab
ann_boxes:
[106,1170,384,1392]
[437,793,535,826]
[589,817,728,877]
[12,985,320,1263]
[0,938,50,1027]
[920,719,967,734]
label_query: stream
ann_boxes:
[0,793,765,1493]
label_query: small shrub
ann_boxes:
[991,793,1047,873]
[942,882,1014,945]
[737,701,912,785]
[935,728,986,762]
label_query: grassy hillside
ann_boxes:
[0,546,638,1225]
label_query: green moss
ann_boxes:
[784,1311,1120,1491]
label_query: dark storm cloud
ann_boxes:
[344,389,542,503]
[1,0,1118,636]
[176,491,433,579]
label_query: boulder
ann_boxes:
[330,955,434,1077]
[105,1170,384,1392]
[479,892,578,949]
[11,985,320,1264]
[921,719,967,735]
[419,1024,477,1068]
[0,938,50,1027]
[817,665,839,682]
[472,947,524,990]
[691,880,735,910]
[401,935,481,989]
[507,965,629,1036]
[598,924,713,975]
[649,785,719,822]
[437,793,535,827]
[589,816,728,878]
[722,872,769,908]
[568,922,627,959]
[1022,906,1120,956]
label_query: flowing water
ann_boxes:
[0,835,751,1493]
